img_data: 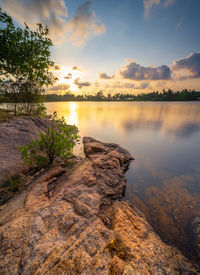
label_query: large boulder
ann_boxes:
[0,136,199,274]
[0,116,54,185]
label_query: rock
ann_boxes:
[191,217,200,260]
[0,116,54,185]
[83,136,134,173]
[0,136,199,274]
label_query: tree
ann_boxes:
[0,8,57,115]
[1,78,46,116]
[19,114,79,166]
[96,90,105,101]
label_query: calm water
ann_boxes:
[45,101,200,259]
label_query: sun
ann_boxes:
[58,68,82,92]
[63,78,77,92]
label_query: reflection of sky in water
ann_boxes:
[45,101,200,259]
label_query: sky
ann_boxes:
[1,0,200,94]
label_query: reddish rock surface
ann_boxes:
[0,116,54,185]
[0,136,199,274]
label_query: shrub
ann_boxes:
[19,114,79,167]
[9,174,21,192]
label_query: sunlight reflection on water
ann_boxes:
[68,102,78,126]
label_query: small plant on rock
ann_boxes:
[19,114,79,167]
[9,174,21,192]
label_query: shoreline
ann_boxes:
[0,117,199,272]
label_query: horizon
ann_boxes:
[0,0,200,94]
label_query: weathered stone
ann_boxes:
[0,116,54,185]
[191,217,200,259]
[0,136,199,274]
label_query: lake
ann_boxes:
[45,101,200,259]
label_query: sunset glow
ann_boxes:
[1,0,199,94]
[1,1,200,268]
[58,69,81,92]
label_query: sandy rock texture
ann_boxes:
[192,217,200,260]
[0,136,199,274]
[0,116,54,185]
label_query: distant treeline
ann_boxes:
[44,89,200,102]
[1,89,200,103]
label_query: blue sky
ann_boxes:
[1,0,200,94]
[66,0,200,66]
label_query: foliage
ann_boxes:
[44,89,200,102]
[0,8,56,84]
[19,114,79,167]
[9,174,21,192]
[0,8,57,115]
[2,78,47,116]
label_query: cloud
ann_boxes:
[74,78,91,89]
[163,0,176,7]
[156,81,166,87]
[123,82,149,89]
[144,0,176,17]
[119,61,171,80]
[113,82,135,89]
[94,82,100,87]
[176,18,183,30]
[48,83,70,91]
[54,65,61,71]
[173,53,200,79]
[64,73,72,80]
[72,66,82,71]
[0,0,105,45]
[136,82,149,89]
[1,0,68,40]
[105,81,149,90]
[99,73,115,79]
[66,1,106,46]
[144,0,160,18]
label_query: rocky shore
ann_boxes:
[0,118,199,274]
[0,116,54,185]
